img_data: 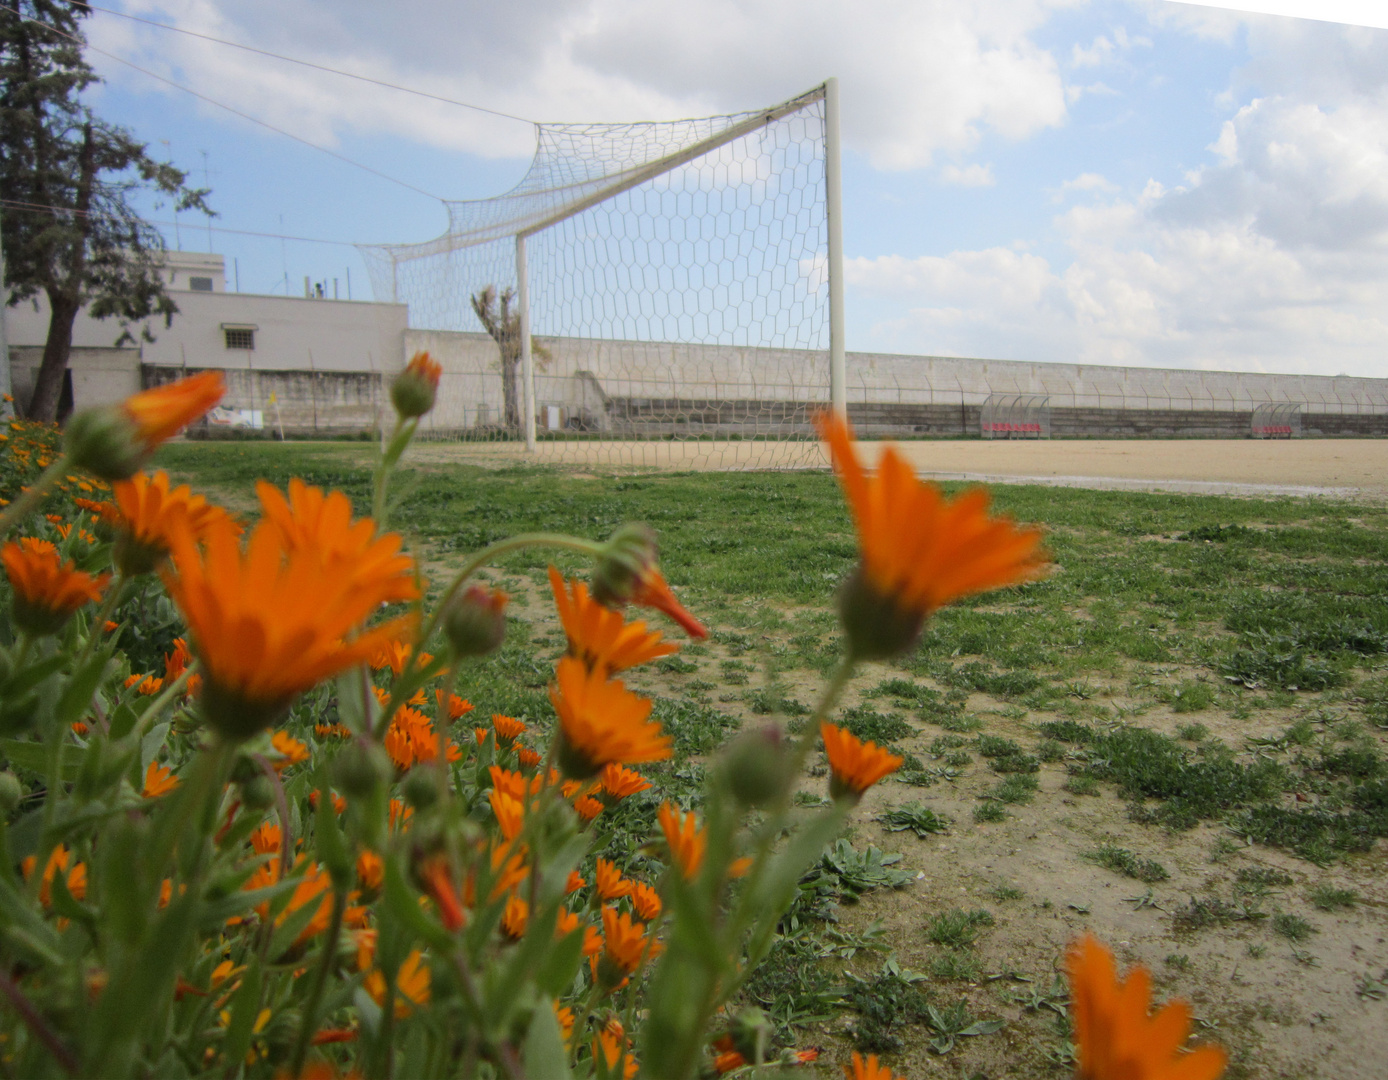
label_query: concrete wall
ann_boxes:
[8,345,142,415]
[143,365,383,436]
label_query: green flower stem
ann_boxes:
[286,886,347,1079]
[785,652,856,791]
[73,571,127,669]
[0,457,69,538]
[372,533,604,740]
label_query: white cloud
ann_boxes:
[1053,171,1120,200]
[91,0,1078,170]
[939,163,997,187]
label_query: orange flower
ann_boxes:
[631,565,707,639]
[489,788,524,841]
[574,794,604,823]
[2,537,108,635]
[308,790,347,814]
[554,1002,575,1046]
[658,801,705,880]
[162,501,416,740]
[845,1051,898,1080]
[595,1023,639,1079]
[436,691,474,721]
[631,881,662,921]
[821,722,902,800]
[492,714,526,745]
[356,850,384,892]
[819,411,1048,659]
[364,949,430,1019]
[371,638,415,676]
[271,731,310,769]
[548,566,680,674]
[599,763,652,801]
[517,746,542,770]
[388,799,413,831]
[164,637,193,682]
[122,371,225,450]
[124,673,163,695]
[142,760,180,798]
[500,894,528,939]
[594,858,634,900]
[1067,934,1227,1080]
[550,656,670,779]
[111,470,233,574]
[419,857,466,932]
[255,479,418,608]
[598,905,659,981]
[391,350,442,418]
[384,706,458,771]
[21,845,85,906]
[565,870,587,894]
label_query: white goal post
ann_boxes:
[359,79,844,468]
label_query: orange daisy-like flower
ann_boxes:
[122,371,225,451]
[436,691,474,721]
[271,731,310,769]
[489,788,524,841]
[517,746,542,770]
[597,905,659,982]
[492,714,526,745]
[364,949,430,1019]
[419,857,466,932]
[500,894,529,940]
[256,479,418,607]
[818,411,1048,659]
[631,881,662,921]
[124,673,163,695]
[657,801,706,881]
[111,470,233,575]
[548,566,680,674]
[142,761,180,798]
[595,1023,639,1080]
[1067,934,1227,1080]
[594,858,634,900]
[164,637,193,682]
[549,656,670,779]
[2,537,109,635]
[821,722,902,801]
[599,762,652,801]
[844,1051,898,1080]
[356,850,384,893]
[161,502,416,740]
[574,794,604,823]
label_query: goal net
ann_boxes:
[358,84,838,469]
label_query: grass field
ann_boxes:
[159,440,1388,1080]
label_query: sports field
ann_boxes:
[161,437,1388,1079]
[406,436,1388,501]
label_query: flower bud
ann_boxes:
[443,585,508,658]
[0,771,23,813]
[390,351,442,419]
[837,564,927,661]
[402,768,440,810]
[333,741,394,800]
[719,725,794,808]
[591,524,658,607]
[63,406,148,482]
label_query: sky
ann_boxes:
[70,0,1388,377]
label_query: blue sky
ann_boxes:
[80,1,1388,377]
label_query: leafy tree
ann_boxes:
[470,284,551,430]
[0,1,211,420]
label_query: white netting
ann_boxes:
[359,86,830,469]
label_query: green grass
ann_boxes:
[155,442,1388,1066]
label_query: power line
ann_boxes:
[76,2,535,126]
[0,197,368,247]
[5,8,447,204]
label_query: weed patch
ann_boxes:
[1084,845,1169,883]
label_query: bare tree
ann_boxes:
[470,285,550,430]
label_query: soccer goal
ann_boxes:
[358,81,844,469]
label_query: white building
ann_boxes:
[4,252,407,431]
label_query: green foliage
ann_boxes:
[1272,912,1317,942]
[819,840,913,899]
[845,970,930,1053]
[926,908,995,949]
[877,802,950,837]
[1084,845,1169,883]
[1308,885,1357,911]
[836,705,913,745]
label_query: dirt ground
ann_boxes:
[409,437,1388,501]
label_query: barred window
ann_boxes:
[189,276,213,292]
[224,328,255,350]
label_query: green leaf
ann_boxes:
[522,997,573,1080]
[219,959,265,1070]
[957,1020,1005,1037]
[2,738,85,780]
[314,784,351,889]
[107,703,138,741]
[199,878,298,932]
[0,654,66,699]
[536,922,585,998]
[140,723,170,775]
[55,649,113,728]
